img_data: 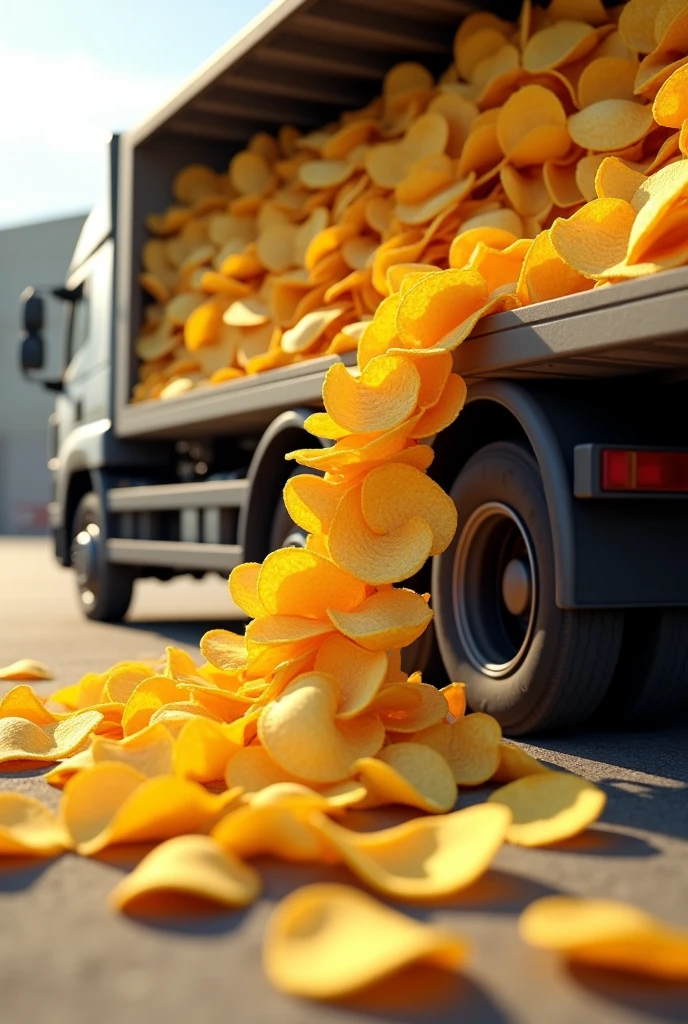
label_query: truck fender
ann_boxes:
[238,409,329,563]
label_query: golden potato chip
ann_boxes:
[360,463,457,556]
[173,717,241,784]
[550,198,636,278]
[497,85,570,167]
[468,238,533,293]
[225,746,302,793]
[89,723,175,778]
[370,681,448,732]
[523,21,600,73]
[283,473,346,536]
[491,742,550,783]
[314,636,387,718]
[0,684,61,725]
[449,226,519,269]
[626,153,688,262]
[222,296,269,328]
[327,484,433,586]
[214,793,331,862]
[0,710,102,765]
[501,164,551,218]
[355,742,456,813]
[246,614,333,654]
[441,682,466,721]
[0,793,70,857]
[384,61,434,98]
[258,672,384,783]
[230,150,273,195]
[578,57,639,108]
[323,355,420,434]
[257,547,367,618]
[595,156,648,202]
[176,681,253,725]
[488,771,606,846]
[111,834,260,913]
[543,155,584,208]
[618,0,665,53]
[411,373,467,437]
[569,100,655,153]
[138,272,171,305]
[227,562,265,619]
[653,63,688,128]
[519,896,688,980]
[264,883,466,999]
[281,307,344,353]
[135,325,177,364]
[313,803,511,899]
[199,630,248,673]
[397,268,488,349]
[104,663,154,705]
[414,712,502,785]
[516,228,594,303]
[184,298,227,351]
[62,762,236,855]
[395,175,475,226]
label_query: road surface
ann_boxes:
[0,537,687,1024]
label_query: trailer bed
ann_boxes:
[117,268,688,441]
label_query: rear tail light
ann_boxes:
[601,449,688,493]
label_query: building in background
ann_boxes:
[0,214,85,534]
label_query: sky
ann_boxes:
[0,0,268,228]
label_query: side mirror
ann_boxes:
[21,332,45,371]
[21,288,44,333]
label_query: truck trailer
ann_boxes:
[18,0,688,736]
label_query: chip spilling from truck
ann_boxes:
[10,0,688,1003]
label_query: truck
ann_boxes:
[18,0,688,737]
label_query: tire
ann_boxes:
[594,608,688,729]
[432,442,623,736]
[70,492,135,622]
[268,468,313,552]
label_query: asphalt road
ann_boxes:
[1,536,687,1024]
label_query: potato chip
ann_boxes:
[323,355,420,434]
[230,151,273,195]
[516,228,594,303]
[174,717,241,784]
[215,793,332,862]
[327,588,432,652]
[491,742,550,783]
[550,198,636,277]
[265,883,466,999]
[411,374,467,437]
[413,712,502,785]
[225,746,302,793]
[395,175,475,226]
[257,547,367,619]
[314,636,388,718]
[397,268,488,349]
[618,0,665,53]
[90,723,175,778]
[258,672,384,783]
[627,156,688,262]
[543,155,585,208]
[0,684,61,725]
[595,156,648,202]
[370,681,448,733]
[360,463,457,556]
[449,226,519,269]
[523,21,600,73]
[227,562,265,619]
[355,742,456,812]
[62,762,237,855]
[313,802,511,899]
[501,164,551,218]
[468,238,533,292]
[104,663,154,704]
[111,834,260,913]
[281,307,344,353]
[520,896,688,980]
[120,675,190,736]
[578,57,639,108]
[327,484,433,586]
[488,772,606,846]
[497,86,570,167]
[653,63,688,128]
[0,710,102,766]
[569,99,655,152]
[0,793,70,857]
[199,630,248,673]
[246,614,333,652]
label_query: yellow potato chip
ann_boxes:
[222,297,270,328]
[457,27,510,82]
[577,57,639,108]
[228,562,266,619]
[264,883,466,999]
[104,663,154,704]
[654,63,688,128]
[397,268,489,349]
[283,473,347,535]
[618,0,665,53]
[165,291,205,326]
[543,155,584,208]
[258,672,385,783]
[257,547,367,619]
[501,164,551,218]
[411,373,467,437]
[523,21,600,73]
[0,710,102,766]
[449,226,519,269]
[516,228,594,303]
[595,156,648,202]
[174,717,241,784]
[62,762,236,855]
[488,771,606,846]
[121,675,191,736]
[246,614,333,652]
[327,484,433,586]
[281,307,344,353]
[180,683,254,724]
[550,198,636,278]
[323,355,420,434]
[395,176,476,226]
[413,712,502,785]
[497,85,570,167]
[138,272,171,305]
[184,299,226,351]
[90,723,175,777]
[111,834,260,913]
[370,681,449,733]
[314,636,388,718]
[225,746,303,793]
[355,741,456,813]
[468,238,533,293]
[299,160,356,191]
[569,99,655,153]
[328,588,432,652]
[0,793,70,857]
[491,742,550,783]
[230,150,273,195]
[519,896,688,980]
[0,684,61,725]
[257,223,297,273]
[172,164,219,204]
[313,803,511,899]
[199,630,248,673]
[214,793,331,862]
[360,463,457,556]
[627,157,688,263]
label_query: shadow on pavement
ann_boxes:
[123,893,251,937]
[569,963,688,1023]
[0,856,60,891]
[543,827,658,858]
[123,618,247,648]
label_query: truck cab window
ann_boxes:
[68,282,89,362]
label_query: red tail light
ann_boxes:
[601,449,688,493]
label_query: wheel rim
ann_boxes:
[452,501,537,678]
[71,522,101,609]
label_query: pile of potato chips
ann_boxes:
[135,0,688,402]
[4,0,688,1003]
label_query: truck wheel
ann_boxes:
[70,492,135,622]
[432,442,623,736]
[268,469,311,552]
[593,608,688,728]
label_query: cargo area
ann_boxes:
[114,0,688,442]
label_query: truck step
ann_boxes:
[107,480,249,512]
[107,539,243,573]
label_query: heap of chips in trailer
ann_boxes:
[135,0,688,402]
[4,0,688,1007]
